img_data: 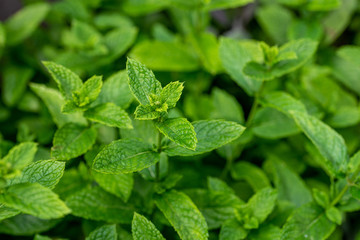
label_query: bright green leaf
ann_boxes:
[2,142,37,170]
[132,213,165,240]
[86,224,117,240]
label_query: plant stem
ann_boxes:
[330,165,360,207]
[155,132,163,182]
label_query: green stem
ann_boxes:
[330,165,360,207]
[155,133,163,182]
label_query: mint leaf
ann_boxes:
[160,81,184,108]
[135,104,161,120]
[93,139,160,174]
[0,205,20,221]
[130,40,200,71]
[30,83,87,127]
[156,118,197,150]
[126,58,162,105]
[84,103,132,129]
[132,212,165,240]
[281,203,336,240]
[219,37,262,95]
[72,75,103,107]
[0,183,70,219]
[92,171,133,202]
[203,0,253,10]
[262,91,307,114]
[5,3,50,45]
[211,87,244,123]
[207,177,235,194]
[325,207,342,225]
[231,161,271,192]
[243,39,318,81]
[86,225,117,240]
[220,219,248,240]
[42,62,83,100]
[8,160,65,189]
[2,142,37,170]
[51,124,97,160]
[165,120,245,156]
[248,224,281,240]
[65,186,134,223]
[155,190,208,240]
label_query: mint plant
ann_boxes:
[1,0,360,239]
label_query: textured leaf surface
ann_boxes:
[2,142,37,170]
[65,186,134,223]
[0,183,70,219]
[92,171,133,202]
[84,103,132,129]
[160,81,184,108]
[5,3,49,45]
[165,120,245,156]
[132,213,165,240]
[93,139,160,174]
[86,225,117,240]
[156,118,197,150]
[134,104,161,120]
[30,83,87,127]
[281,203,336,240]
[211,87,244,123]
[155,190,208,240]
[262,91,307,114]
[0,205,20,221]
[51,123,97,160]
[291,111,348,177]
[231,161,271,192]
[0,214,59,236]
[204,0,253,10]
[220,219,248,240]
[8,160,65,189]
[43,61,83,100]
[127,58,162,105]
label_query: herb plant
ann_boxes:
[1,0,360,239]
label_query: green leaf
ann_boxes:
[65,186,134,223]
[134,104,161,120]
[262,91,307,114]
[86,224,117,240]
[2,142,37,170]
[220,219,248,240]
[30,83,87,127]
[203,0,253,11]
[306,0,340,11]
[313,189,330,208]
[0,214,59,236]
[5,3,50,45]
[132,213,165,240]
[160,81,184,109]
[0,205,20,221]
[281,203,336,240]
[325,207,342,225]
[231,161,271,192]
[2,65,34,107]
[42,62,83,100]
[93,139,160,174]
[155,190,208,240]
[238,187,278,225]
[243,39,318,81]
[219,37,262,95]
[51,123,97,160]
[122,0,169,16]
[186,189,243,229]
[84,103,132,129]
[248,224,281,240]
[8,160,65,189]
[165,120,245,156]
[0,183,70,219]
[156,118,197,150]
[264,157,312,207]
[95,70,133,108]
[34,234,52,240]
[73,75,103,107]
[126,58,162,105]
[207,177,235,194]
[92,171,133,202]
[211,87,244,123]
[130,40,200,72]
[291,111,348,177]
[256,4,293,44]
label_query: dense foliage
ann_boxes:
[1,0,360,239]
